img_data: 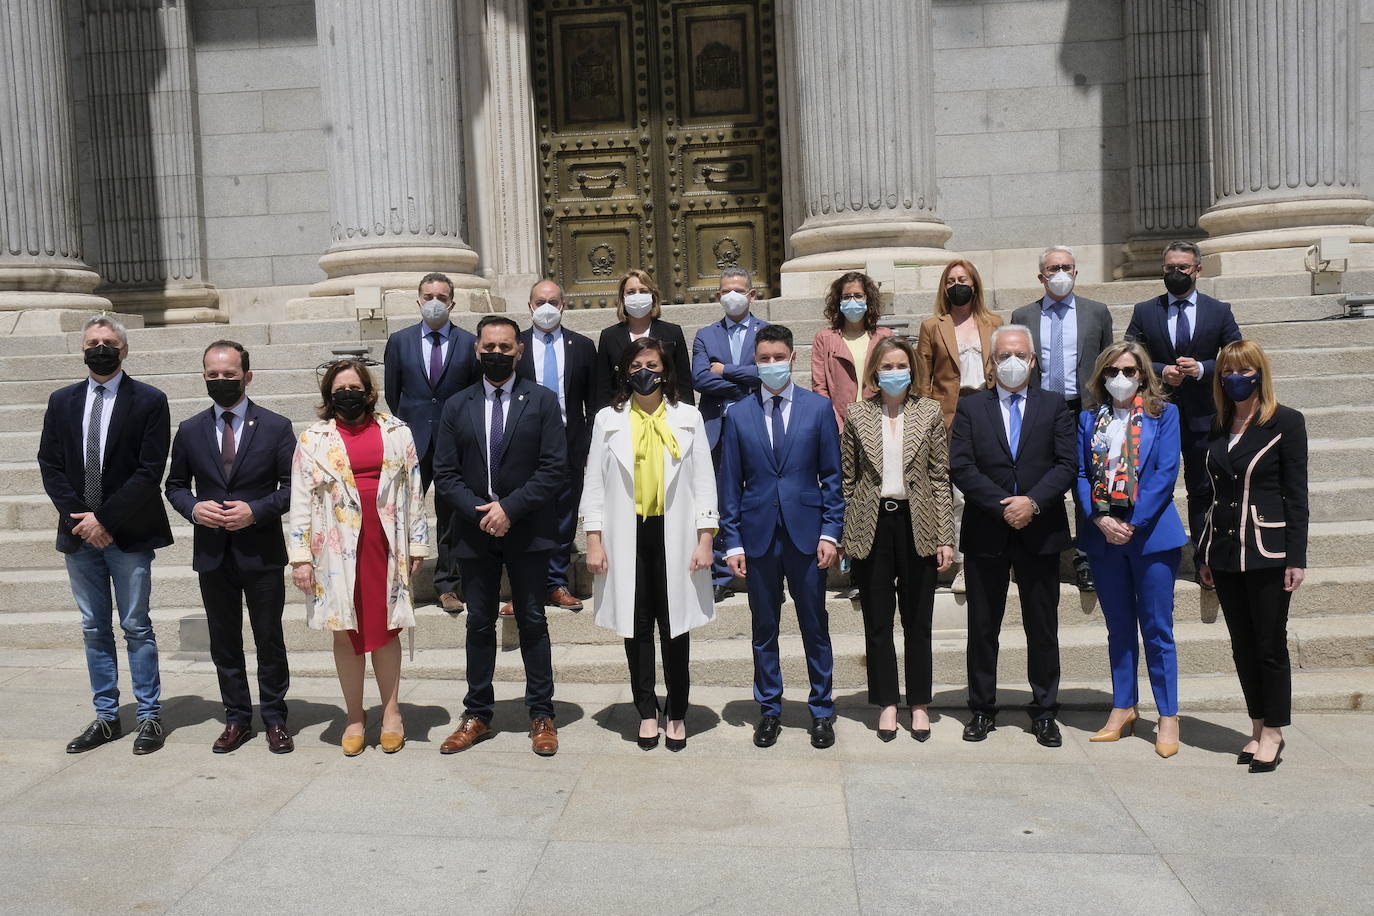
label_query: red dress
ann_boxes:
[338,418,398,655]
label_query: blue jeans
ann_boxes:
[65,542,161,720]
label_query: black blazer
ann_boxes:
[948,387,1077,557]
[1124,292,1243,430]
[164,400,296,573]
[37,374,174,554]
[382,321,479,460]
[593,319,695,410]
[1197,404,1308,572]
[516,325,597,467]
[431,377,568,560]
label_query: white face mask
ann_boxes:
[1105,373,1140,403]
[720,289,750,318]
[1045,270,1074,299]
[996,356,1031,390]
[420,299,450,327]
[623,292,654,318]
[531,302,562,332]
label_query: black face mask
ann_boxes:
[1164,268,1194,297]
[627,368,662,396]
[84,345,121,377]
[479,351,516,383]
[946,283,975,308]
[331,388,368,422]
[205,378,244,409]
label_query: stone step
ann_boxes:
[0,392,328,428]
[0,366,348,403]
[1303,404,1374,439]
[0,341,367,384]
[1243,318,1374,349]
[1263,346,1374,378]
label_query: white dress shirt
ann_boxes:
[531,327,567,423]
[82,371,124,470]
[879,412,905,499]
[1038,294,1079,399]
[482,376,514,498]
[214,398,248,448]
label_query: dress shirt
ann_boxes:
[995,384,1026,448]
[81,371,124,469]
[1166,290,1202,377]
[422,321,453,367]
[1038,294,1078,399]
[532,326,567,423]
[879,412,905,498]
[726,316,751,364]
[214,398,248,449]
[482,376,514,498]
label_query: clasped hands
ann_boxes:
[1000,495,1035,529]
[476,500,511,538]
[1161,356,1201,387]
[193,500,256,531]
[1095,514,1135,545]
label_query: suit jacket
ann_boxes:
[382,321,479,460]
[1010,296,1114,398]
[594,318,695,410]
[1073,403,1189,557]
[164,400,296,573]
[1197,404,1308,572]
[516,325,597,467]
[1124,292,1243,430]
[915,312,1003,427]
[839,395,955,559]
[948,387,1076,557]
[431,376,568,559]
[692,313,770,447]
[718,386,845,557]
[810,326,895,429]
[37,374,174,554]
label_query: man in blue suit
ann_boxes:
[692,266,769,600]
[1124,240,1242,562]
[383,272,479,612]
[165,340,297,755]
[718,325,845,750]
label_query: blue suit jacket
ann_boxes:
[717,386,845,557]
[383,321,479,460]
[692,313,769,447]
[1124,292,1242,431]
[1073,403,1190,557]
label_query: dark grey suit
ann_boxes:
[1011,296,1114,403]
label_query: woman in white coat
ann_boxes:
[581,338,718,751]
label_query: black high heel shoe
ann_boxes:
[1236,749,1256,765]
[1248,739,1284,773]
[877,728,897,742]
[637,733,660,750]
[664,719,686,752]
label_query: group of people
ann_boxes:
[38,240,1307,773]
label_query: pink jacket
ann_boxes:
[810,326,895,430]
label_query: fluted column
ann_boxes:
[1198,0,1374,266]
[312,0,484,298]
[780,0,950,282]
[0,0,111,313]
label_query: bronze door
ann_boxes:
[531,0,784,308]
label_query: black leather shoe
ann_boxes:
[266,723,294,754]
[67,718,122,753]
[1236,750,1255,765]
[1248,740,1284,773]
[753,714,781,748]
[1075,564,1095,592]
[877,728,897,743]
[962,713,996,742]
[809,716,836,749]
[131,717,166,755]
[1031,717,1063,747]
[912,729,931,743]
[713,585,733,603]
[212,722,253,754]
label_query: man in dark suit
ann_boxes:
[165,340,297,754]
[383,272,480,613]
[949,324,1076,747]
[515,279,596,612]
[37,315,173,755]
[1125,240,1243,558]
[719,325,845,750]
[1011,244,1114,593]
[432,315,567,757]
[692,266,770,600]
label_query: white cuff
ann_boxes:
[724,547,745,558]
[819,535,838,546]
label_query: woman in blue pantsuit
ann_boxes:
[1074,340,1189,759]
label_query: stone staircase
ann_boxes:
[1,272,1372,710]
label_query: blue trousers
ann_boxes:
[744,523,834,719]
[65,542,161,721]
[1088,546,1181,716]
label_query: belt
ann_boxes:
[880,498,908,514]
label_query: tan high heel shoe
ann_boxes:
[1089,709,1139,742]
[1155,715,1180,758]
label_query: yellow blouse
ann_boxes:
[844,333,869,401]
[630,400,680,518]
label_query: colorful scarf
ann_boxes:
[1090,395,1144,514]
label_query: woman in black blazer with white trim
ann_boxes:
[594,269,695,410]
[1196,340,1308,774]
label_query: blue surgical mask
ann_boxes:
[1222,371,1261,402]
[757,361,792,391]
[877,370,911,396]
[840,299,868,322]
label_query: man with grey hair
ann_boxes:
[1011,245,1114,592]
[38,315,174,755]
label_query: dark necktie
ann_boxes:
[1173,301,1191,355]
[84,384,106,508]
[770,395,785,465]
[489,388,505,494]
[428,330,443,387]
[222,412,237,480]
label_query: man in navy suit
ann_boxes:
[515,279,596,612]
[719,324,845,750]
[383,272,479,613]
[432,316,568,757]
[1125,240,1242,556]
[38,315,173,755]
[165,340,297,754]
[692,266,770,600]
[949,324,1077,748]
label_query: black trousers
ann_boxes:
[199,552,289,726]
[459,545,554,722]
[964,541,1061,720]
[1213,567,1292,727]
[420,446,460,598]
[1178,422,1213,547]
[851,506,937,707]
[624,516,690,719]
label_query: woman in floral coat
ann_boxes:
[289,359,430,756]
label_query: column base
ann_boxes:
[1115,235,1203,280]
[779,245,954,297]
[312,244,485,298]
[788,218,953,259]
[103,285,225,325]
[1197,195,1374,274]
[0,308,144,337]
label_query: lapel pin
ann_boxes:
[248,419,256,427]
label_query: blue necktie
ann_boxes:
[729,322,743,364]
[489,388,505,496]
[1008,392,1022,457]
[770,395,785,465]
[1173,301,1191,355]
[1046,303,1065,394]
[542,332,559,399]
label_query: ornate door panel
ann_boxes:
[532,0,783,307]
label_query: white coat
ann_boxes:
[579,400,718,638]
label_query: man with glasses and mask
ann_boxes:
[949,325,1077,748]
[1011,246,1114,592]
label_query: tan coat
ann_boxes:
[915,312,1002,427]
[839,396,955,559]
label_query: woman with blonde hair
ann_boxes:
[811,270,894,431]
[593,269,694,409]
[289,359,429,756]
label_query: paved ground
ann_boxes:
[2,648,1373,916]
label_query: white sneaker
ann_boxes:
[950,568,966,594]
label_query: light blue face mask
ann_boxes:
[840,299,868,322]
[877,370,911,396]
[757,361,793,390]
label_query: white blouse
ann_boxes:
[880,413,905,499]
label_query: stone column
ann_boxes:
[311,0,486,301]
[779,0,950,294]
[1116,0,1211,278]
[1198,0,1374,272]
[0,0,111,317]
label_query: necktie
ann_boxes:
[770,395,785,465]
[221,412,237,480]
[489,388,505,495]
[1173,301,1191,355]
[1046,303,1065,395]
[542,332,560,399]
[1008,393,1023,457]
[84,385,106,508]
[428,330,443,387]
[729,323,743,364]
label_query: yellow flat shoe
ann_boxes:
[379,732,405,754]
[342,734,366,757]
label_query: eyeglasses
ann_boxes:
[1042,264,1075,273]
[1102,366,1139,379]
[994,352,1030,363]
[839,294,865,301]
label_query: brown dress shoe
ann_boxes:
[530,717,558,756]
[212,722,253,754]
[440,716,492,754]
[265,723,294,754]
[499,601,514,617]
[439,592,465,613]
[547,587,583,611]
